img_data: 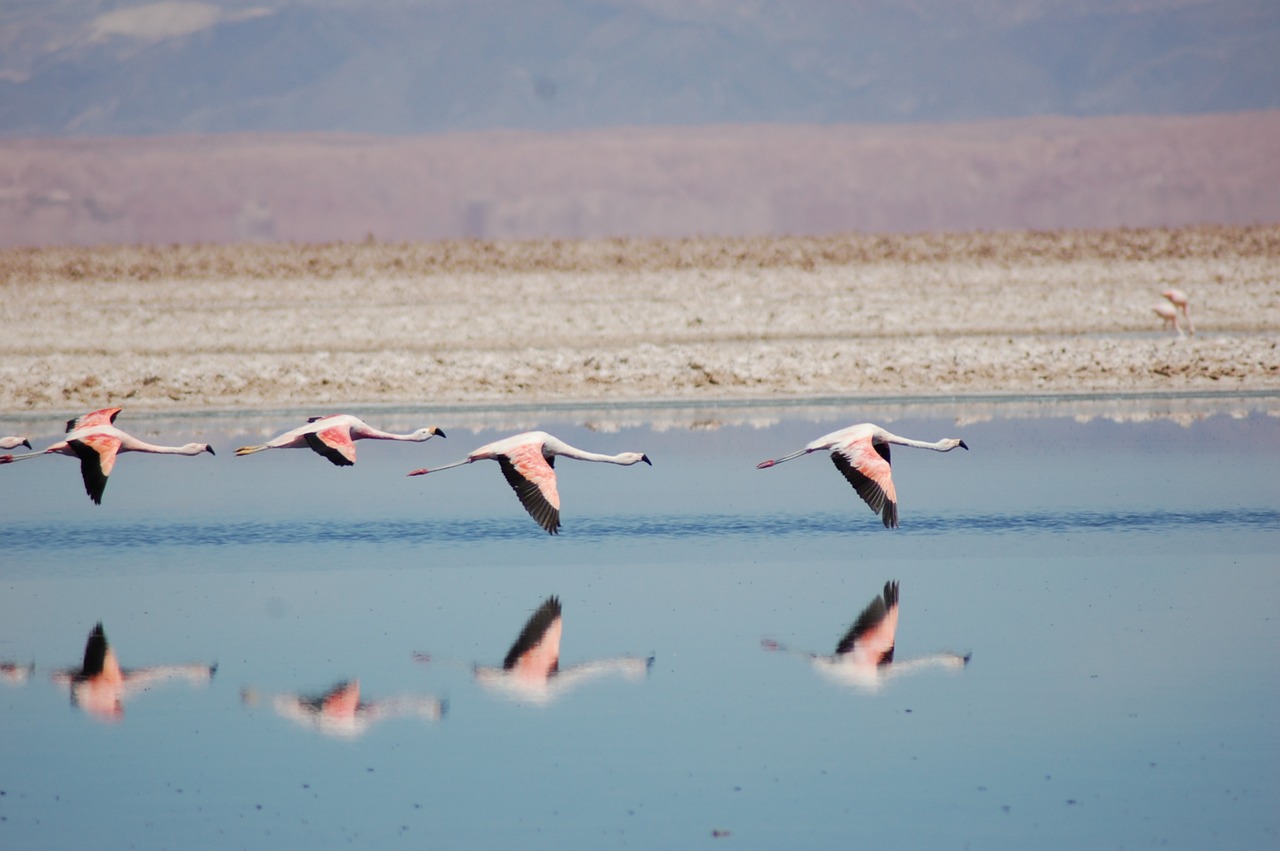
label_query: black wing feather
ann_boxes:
[498,457,561,534]
[80,623,109,678]
[303,431,354,466]
[68,439,108,504]
[830,451,897,529]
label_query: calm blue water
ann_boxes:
[1,399,1277,850]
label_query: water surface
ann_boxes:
[1,398,1277,849]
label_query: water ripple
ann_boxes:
[2,508,1276,552]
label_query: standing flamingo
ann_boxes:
[0,407,214,504]
[0,436,31,450]
[1162,288,1194,335]
[235,414,445,467]
[52,622,217,721]
[756,423,967,528]
[1153,302,1183,336]
[407,431,651,534]
[450,596,651,705]
[762,581,969,693]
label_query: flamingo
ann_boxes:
[0,436,31,450]
[762,580,969,693]
[242,679,446,738]
[1153,302,1183,336]
[52,622,217,721]
[0,407,214,504]
[1,660,34,684]
[1162,288,1194,335]
[756,423,967,528]
[407,431,651,534]
[448,595,652,705]
[235,414,445,467]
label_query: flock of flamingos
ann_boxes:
[4,405,975,726]
[3,288,1190,725]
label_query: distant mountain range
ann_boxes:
[1,0,1277,136]
[3,113,1277,247]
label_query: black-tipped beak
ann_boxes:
[959,440,969,450]
[435,428,447,438]
[641,454,652,466]
[22,439,31,449]
[206,445,216,455]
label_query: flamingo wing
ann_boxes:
[835,580,899,665]
[503,596,563,675]
[498,444,562,534]
[66,407,122,433]
[831,437,898,528]
[69,432,121,505]
[304,425,356,466]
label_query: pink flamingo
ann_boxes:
[242,679,445,738]
[52,622,216,721]
[235,414,445,466]
[1,407,214,504]
[762,581,969,693]
[756,423,967,528]
[1153,301,1183,336]
[452,596,651,705]
[0,436,31,450]
[1162,288,1194,335]
[407,431,651,534]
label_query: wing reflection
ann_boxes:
[763,581,969,693]
[51,622,216,721]
[241,679,446,738]
[424,595,653,706]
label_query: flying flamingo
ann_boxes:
[756,423,967,528]
[52,622,217,721]
[242,679,446,738]
[235,414,445,467]
[762,580,969,693]
[1153,302,1183,336]
[429,595,651,705]
[0,436,31,450]
[407,431,651,534]
[1161,288,1194,335]
[0,407,214,504]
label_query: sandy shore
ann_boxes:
[1,226,1277,419]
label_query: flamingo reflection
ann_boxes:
[762,581,969,692]
[52,622,217,721]
[241,679,446,738]
[1,660,35,684]
[420,596,653,705]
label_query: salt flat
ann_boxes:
[1,226,1276,415]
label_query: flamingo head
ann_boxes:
[411,426,446,441]
[191,443,216,456]
[626,452,652,466]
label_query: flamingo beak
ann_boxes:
[205,445,216,455]
[641,454,652,466]
[959,440,969,450]
[21,439,31,449]
[434,427,447,438]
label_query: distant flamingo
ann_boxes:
[52,622,216,721]
[235,414,445,467]
[242,679,446,738]
[1153,302,1183,336]
[756,423,967,528]
[407,431,651,534]
[0,436,31,450]
[438,595,651,705]
[762,581,969,693]
[0,407,214,504]
[1162,288,1194,335]
[1,660,34,685]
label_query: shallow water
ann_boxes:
[1,399,1278,850]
